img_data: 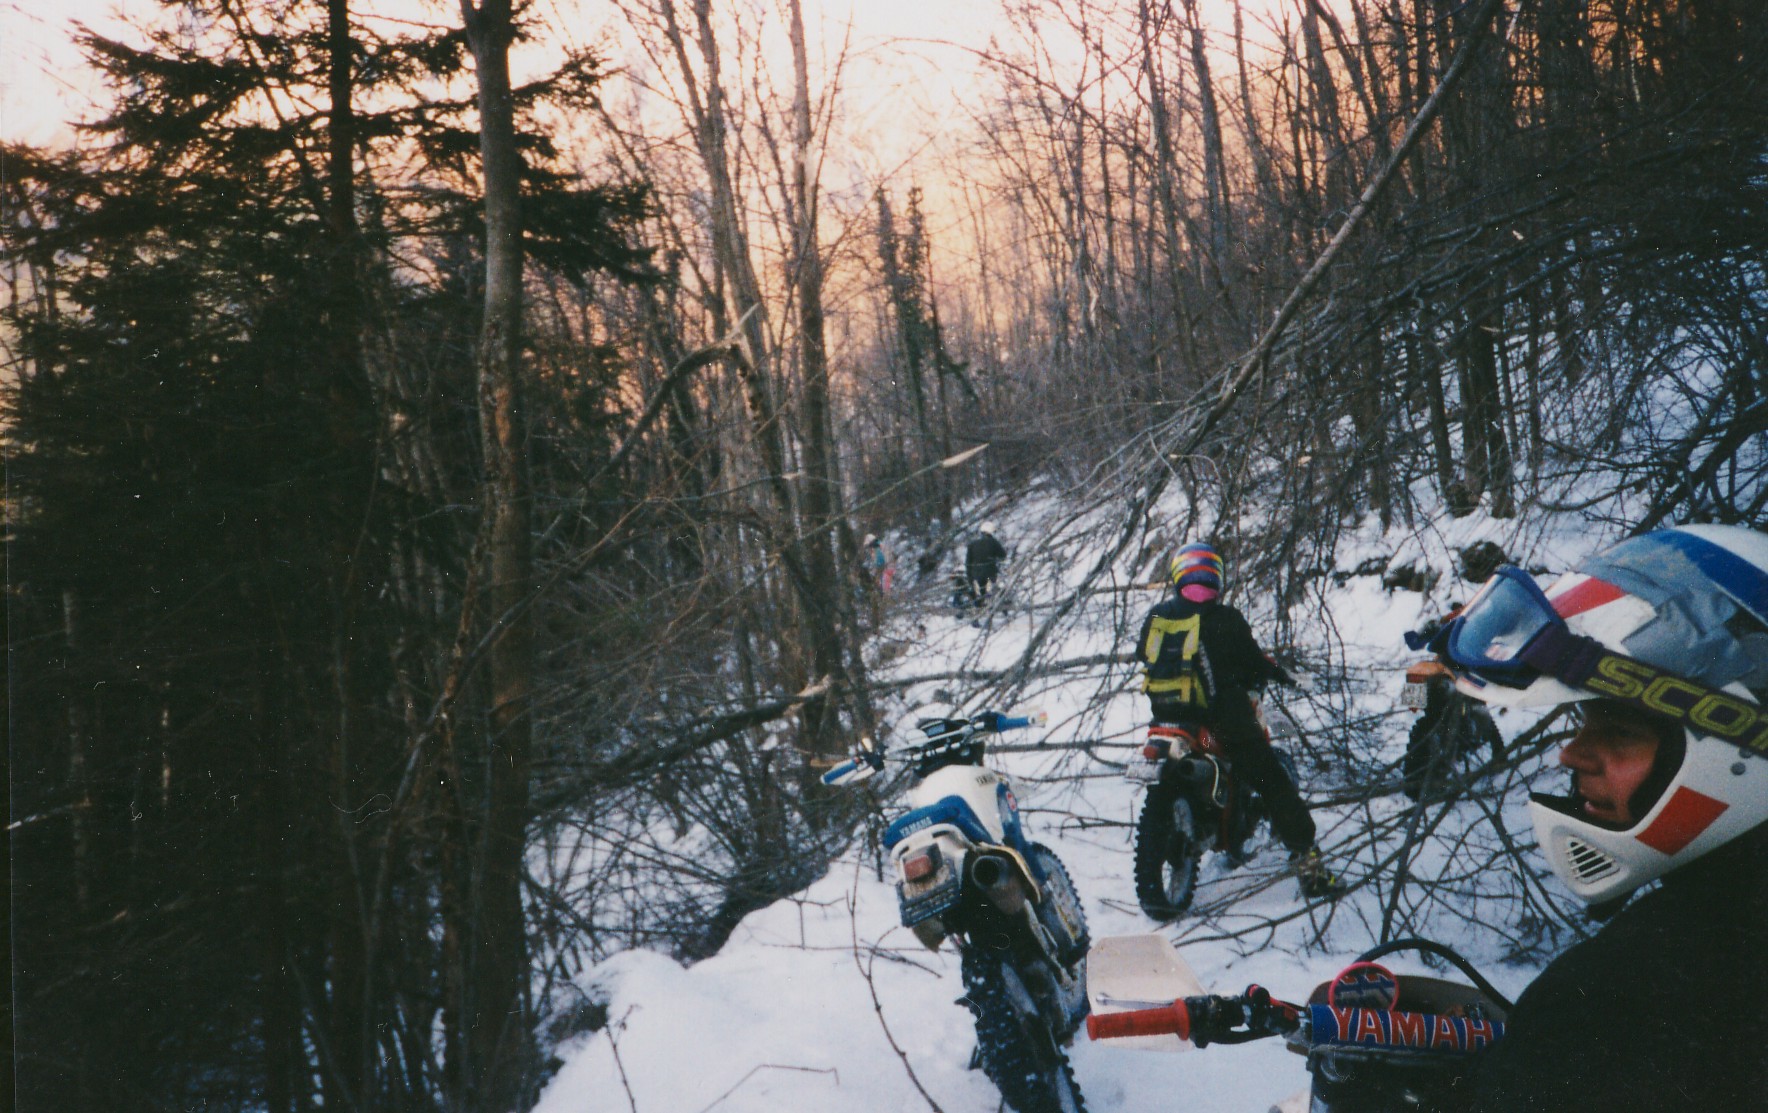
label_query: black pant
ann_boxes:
[1153,689,1316,854]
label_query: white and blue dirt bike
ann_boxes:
[823,710,1090,1113]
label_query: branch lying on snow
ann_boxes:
[606,1008,641,1113]
[847,865,947,1113]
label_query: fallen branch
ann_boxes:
[847,865,948,1113]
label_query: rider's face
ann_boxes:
[1559,702,1660,827]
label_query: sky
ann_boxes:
[2,0,123,147]
[0,0,993,149]
[1,0,1296,150]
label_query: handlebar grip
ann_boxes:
[1086,1000,1191,1042]
[820,760,857,786]
[995,715,1034,732]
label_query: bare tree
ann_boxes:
[460,0,536,1106]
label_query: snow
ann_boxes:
[535,500,1580,1113]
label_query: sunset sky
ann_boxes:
[2,0,1296,150]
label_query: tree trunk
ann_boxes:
[1182,0,1231,280]
[785,0,852,758]
[319,4,376,1102]
[1462,308,1514,516]
[461,0,535,1107]
[1139,0,1191,363]
[1413,326,1467,515]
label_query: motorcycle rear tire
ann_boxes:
[1133,785,1200,921]
[960,949,1087,1113]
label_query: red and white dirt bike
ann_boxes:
[1085,933,1511,1113]
[1123,695,1296,920]
[1399,660,1504,801]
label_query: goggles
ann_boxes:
[1434,565,1768,757]
[1440,565,1562,687]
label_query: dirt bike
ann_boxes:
[950,569,1011,624]
[822,710,1090,1113]
[1123,696,1296,920]
[1399,660,1504,801]
[1086,933,1511,1113]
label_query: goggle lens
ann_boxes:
[1446,568,1557,683]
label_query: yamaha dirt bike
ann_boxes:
[1085,934,1511,1113]
[1399,660,1503,802]
[823,711,1090,1113]
[1123,695,1296,920]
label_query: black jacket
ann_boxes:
[1465,826,1768,1112]
[1136,594,1289,710]
[966,533,1007,582]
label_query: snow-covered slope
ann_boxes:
[535,503,1588,1113]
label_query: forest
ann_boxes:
[3,0,1764,1110]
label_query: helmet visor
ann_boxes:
[1445,566,1559,685]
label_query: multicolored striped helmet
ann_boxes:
[1169,543,1224,591]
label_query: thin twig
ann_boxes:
[847,864,948,1113]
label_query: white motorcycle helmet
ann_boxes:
[1439,525,1768,905]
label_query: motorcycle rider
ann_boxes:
[1135,542,1340,899]
[966,521,1008,608]
[1428,524,1768,1110]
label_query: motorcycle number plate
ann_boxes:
[897,866,961,926]
[1400,681,1430,710]
[1124,757,1163,784]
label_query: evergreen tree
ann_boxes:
[2,2,648,1108]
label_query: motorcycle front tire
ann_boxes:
[1133,785,1200,921]
[960,948,1087,1113]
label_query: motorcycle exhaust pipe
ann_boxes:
[969,853,1027,915]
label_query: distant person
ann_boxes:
[965,522,1007,609]
[1134,542,1340,900]
[865,534,895,595]
[862,533,894,625]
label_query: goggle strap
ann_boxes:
[1519,624,1607,686]
[1523,624,1768,758]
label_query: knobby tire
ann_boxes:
[1133,785,1199,920]
[960,949,1087,1113]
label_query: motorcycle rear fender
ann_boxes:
[883,792,996,851]
[889,832,1042,903]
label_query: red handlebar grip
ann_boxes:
[1086,1000,1191,1041]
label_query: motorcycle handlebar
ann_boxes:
[1090,990,1298,1048]
[1090,992,1504,1057]
[827,710,1046,777]
[1086,1000,1191,1042]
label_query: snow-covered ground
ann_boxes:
[534,500,1602,1113]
